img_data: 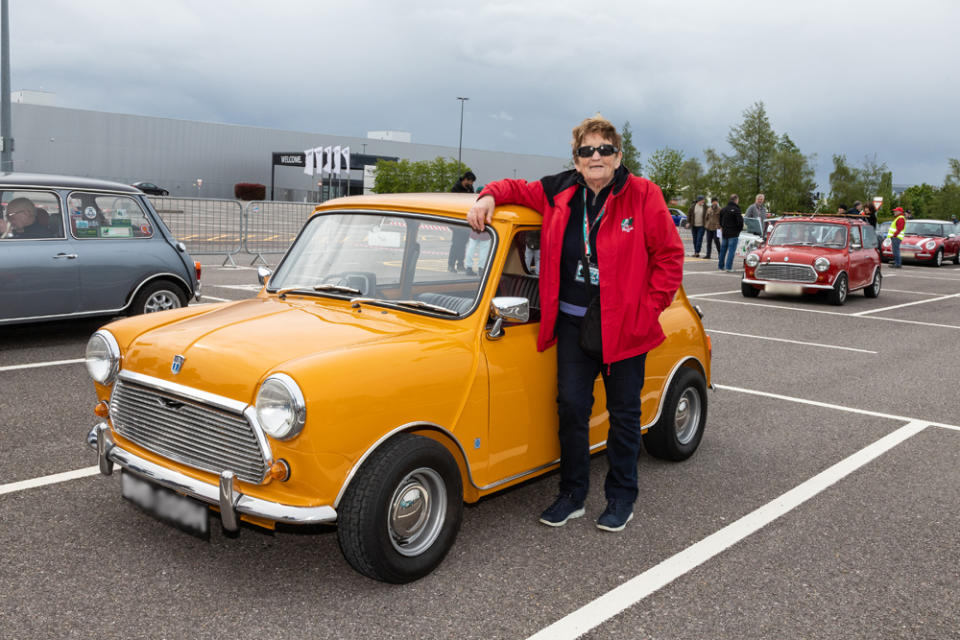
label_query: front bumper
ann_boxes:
[87,423,337,531]
[741,277,834,290]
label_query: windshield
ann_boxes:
[903,221,948,237]
[268,211,495,317]
[743,217,762,235]
[767,222,847,248]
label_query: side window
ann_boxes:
[0,189,64,240]
[68,193,154,239]
[862,225,877,249]
[494,230,541,323]
[849,225,862,248]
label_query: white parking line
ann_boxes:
[851,292,960,316]
[687,290,741,299]
[526,420,930,640]
[0,358,85,372]
[697,298,960,330]
[0,466,100,496]
[707,330,876,354]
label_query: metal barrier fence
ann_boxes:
[148,196,320,266]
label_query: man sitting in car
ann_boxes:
[0,197,52,239]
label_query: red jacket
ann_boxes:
[480,169,684,363]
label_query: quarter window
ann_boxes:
[68,193,154,239]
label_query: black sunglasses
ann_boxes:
[576,144,619,158]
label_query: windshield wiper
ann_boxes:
[275,283,362,298]
[349,297,461,316]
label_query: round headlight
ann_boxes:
[882,238,891,248]
[255,373,306,440]
[924,240,936,250]
[814,256,831,273]
[745,252,760,268]
[85,330,121,385]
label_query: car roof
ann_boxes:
[0,172,141,194]
[906,219,951,224]
[775,214,865,226]
[313,192,543,225]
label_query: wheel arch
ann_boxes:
[334,422,477,509]
[642,356,709,432]
[124,273,192,310]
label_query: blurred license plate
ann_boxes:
[121,471,210,539]
[765,283,804,295]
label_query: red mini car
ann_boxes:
[740,215,882,305]
[880,219,960,267]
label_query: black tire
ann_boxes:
[642,367,707,461]
[953,249,960,265]
[130,280,187,315]
[828,273,848,306]
[337,433,463,583]
[864,268,882,298]
[933,249,943,267]
[741,280,761,298]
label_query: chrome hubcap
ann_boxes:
[674,388,701,445]
[388,467,446,557]
[144,290,182,313]
[838,278,847,302]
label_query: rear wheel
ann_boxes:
[864,268,882,298]
[740,281,761,298]
[337,434,463,583]
[130,280,186,315]
[642,367,707,461]
[828,273,848,306]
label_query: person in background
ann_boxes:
[744,194,766,232]
[887,206,906,268]
[448,171,477,272]
[704,196,721,259]
[846,201,863,216]
[466,115,684,533]
[717,194,743,271]
[837,204,848,214]
[687,195,707,257]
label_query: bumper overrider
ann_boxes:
[87,423,337,532]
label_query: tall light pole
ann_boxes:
[456,97,468,176]
[1,0,13,172]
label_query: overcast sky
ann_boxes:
[7,0,960,190]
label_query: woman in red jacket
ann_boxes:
[467,116,684,532]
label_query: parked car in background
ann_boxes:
[669,208,688,228]
[0,173,201,325]
[875,220,891,245]
[131,181,169,196]
[879,219,960,266]
[741,214,881,305]
[85,192,712,583]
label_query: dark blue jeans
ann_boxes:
[691,226,705,254]
[555,312,647,504]
[891,236,901,266]
[718,236,739,270]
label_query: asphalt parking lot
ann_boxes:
[2,252,958,639]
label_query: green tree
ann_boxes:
[647,147,685,203]
[860,154,888,199]
[620,121,642,175]
[828,154,865,211]
[767,134,817,212]
[679,157,705,204]
[945,158,960,186]
[702,147,731,203]
[899,183,936,218]
[878,171,895,220]
[372,157,471,193]
[726,101,778,197]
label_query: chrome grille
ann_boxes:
[110,379,266,483]
[755,263,817,283]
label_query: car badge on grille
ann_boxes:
[784,256,790,261]
[171,354,185,374]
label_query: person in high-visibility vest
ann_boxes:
[887,206,907,268]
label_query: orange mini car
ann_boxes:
[86,193,712,583]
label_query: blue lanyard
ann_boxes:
[582,187,608,259]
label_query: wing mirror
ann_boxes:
[487,296,530,340]
[257,266,272,286]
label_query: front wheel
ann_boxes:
[933,249,943,267]
[642,367,707,461]
[741,281,761,298]
[828,273,848,306]
[130,280,186,315]
[337,434,463,583]
[864,268,882,298]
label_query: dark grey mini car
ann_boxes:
[0,173,201,325]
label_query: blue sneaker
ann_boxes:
[596,500,634,532]
[539,494,585,527]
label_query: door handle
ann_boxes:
[53,253,78,259]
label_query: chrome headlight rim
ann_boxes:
[255,373,306,441]
[85,330,121,385]
[814,256,831,273]
[745,252,760,268]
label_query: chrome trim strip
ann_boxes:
[88,424,336,525]
[741,277,833,290]
[118,370,249,413]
